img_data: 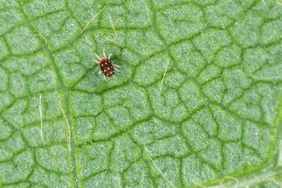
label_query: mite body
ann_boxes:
[95,49,119,78]
[99,57,115,77]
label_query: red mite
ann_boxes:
[99,57,115,77]
[95,50,115,77]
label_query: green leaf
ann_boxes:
[0,0,282,187]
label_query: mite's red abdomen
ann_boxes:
[99,57,109,64]
[100,57,115,77]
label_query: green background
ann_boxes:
[0,0,282,187]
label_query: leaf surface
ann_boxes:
[0,0,282,187]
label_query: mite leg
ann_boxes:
[103,48,106,58]
[113,63,121,67]
[108,53,112,59]
[94,53,101,61]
